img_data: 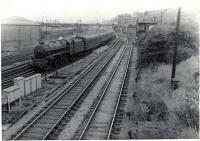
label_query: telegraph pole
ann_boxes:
[42,17,44,26]
[75,22,78,37]
[46,18,47,33]
[171,7,181,84]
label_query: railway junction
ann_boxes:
[1,5,199,140]
[2,25,140,139]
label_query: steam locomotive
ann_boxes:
[32,31,115,71]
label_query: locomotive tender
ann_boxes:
[32,31,115,71]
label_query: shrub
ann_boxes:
[137,24,199,68]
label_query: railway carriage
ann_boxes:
[85,34,101,50]
[99,31,114,44]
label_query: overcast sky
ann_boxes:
[0,0,199,23]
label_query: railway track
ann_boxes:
[75,39,132,140]
[11,38,124,140]
[2,40,114,90]
[2,63,35,89]
[2,49,33,66]
[107,39,133,139]
[2,39,118,126]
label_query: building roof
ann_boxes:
[137,22,157,26]
[3,85,19,92]
[1,16,40,26]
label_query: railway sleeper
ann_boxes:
[119,103,126,107]
[84,132,106,139]
[70,106,79,111]
[2,64,28,74]
[112,124,121,129]
[22,132,46,139]
[33,111,46,117]
[61,97,76,102]
[25,127,49,134]
[45,111,64,116]
[118,103,125,108]
[115,114,123,120]
[91,123,108,128]
[114,118,123,123]
[57,100,73,105]
[69,90,83,94]
[2,67,31,77]
[79,79,93,84]
[111,129,121,134]
[88,128,107,133]
[40,115,61,120]
[122,90,127,94]
[113,122,121,127]
[116,109,123,113]
[115,116,123,121]
[54,104,71,109]
[49,130,61,138]
[62,117,72,123]
[73,86,83,89]
[38,118,58,124]
[119,98,125,102]
[52,105,71,109]
[58,119,68,126]
[116,109,124,114]
[70,88,84,92]
[44,113,61,118]
[121,94,127,98]
[50,108,66,113]
[59,97,77,101]
[48,136,57,140]
[76,99,84,105]
[33,122,55,128]
[119,99,126,103]
[109,135,118,139]
[3,69,34,80]
[17,136,39,140]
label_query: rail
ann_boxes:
[77,40,132,140]
[107,40,133,139]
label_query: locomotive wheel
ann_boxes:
[58,55,62,65]
[64,54,69,64]
[63,54,68,64]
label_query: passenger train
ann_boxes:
[32,31,115,71]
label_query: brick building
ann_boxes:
[117,14,137,27]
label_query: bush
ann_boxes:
[137,24,199,68]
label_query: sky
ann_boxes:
[0,0,199,23]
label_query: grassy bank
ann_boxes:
[134,55,199,138]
